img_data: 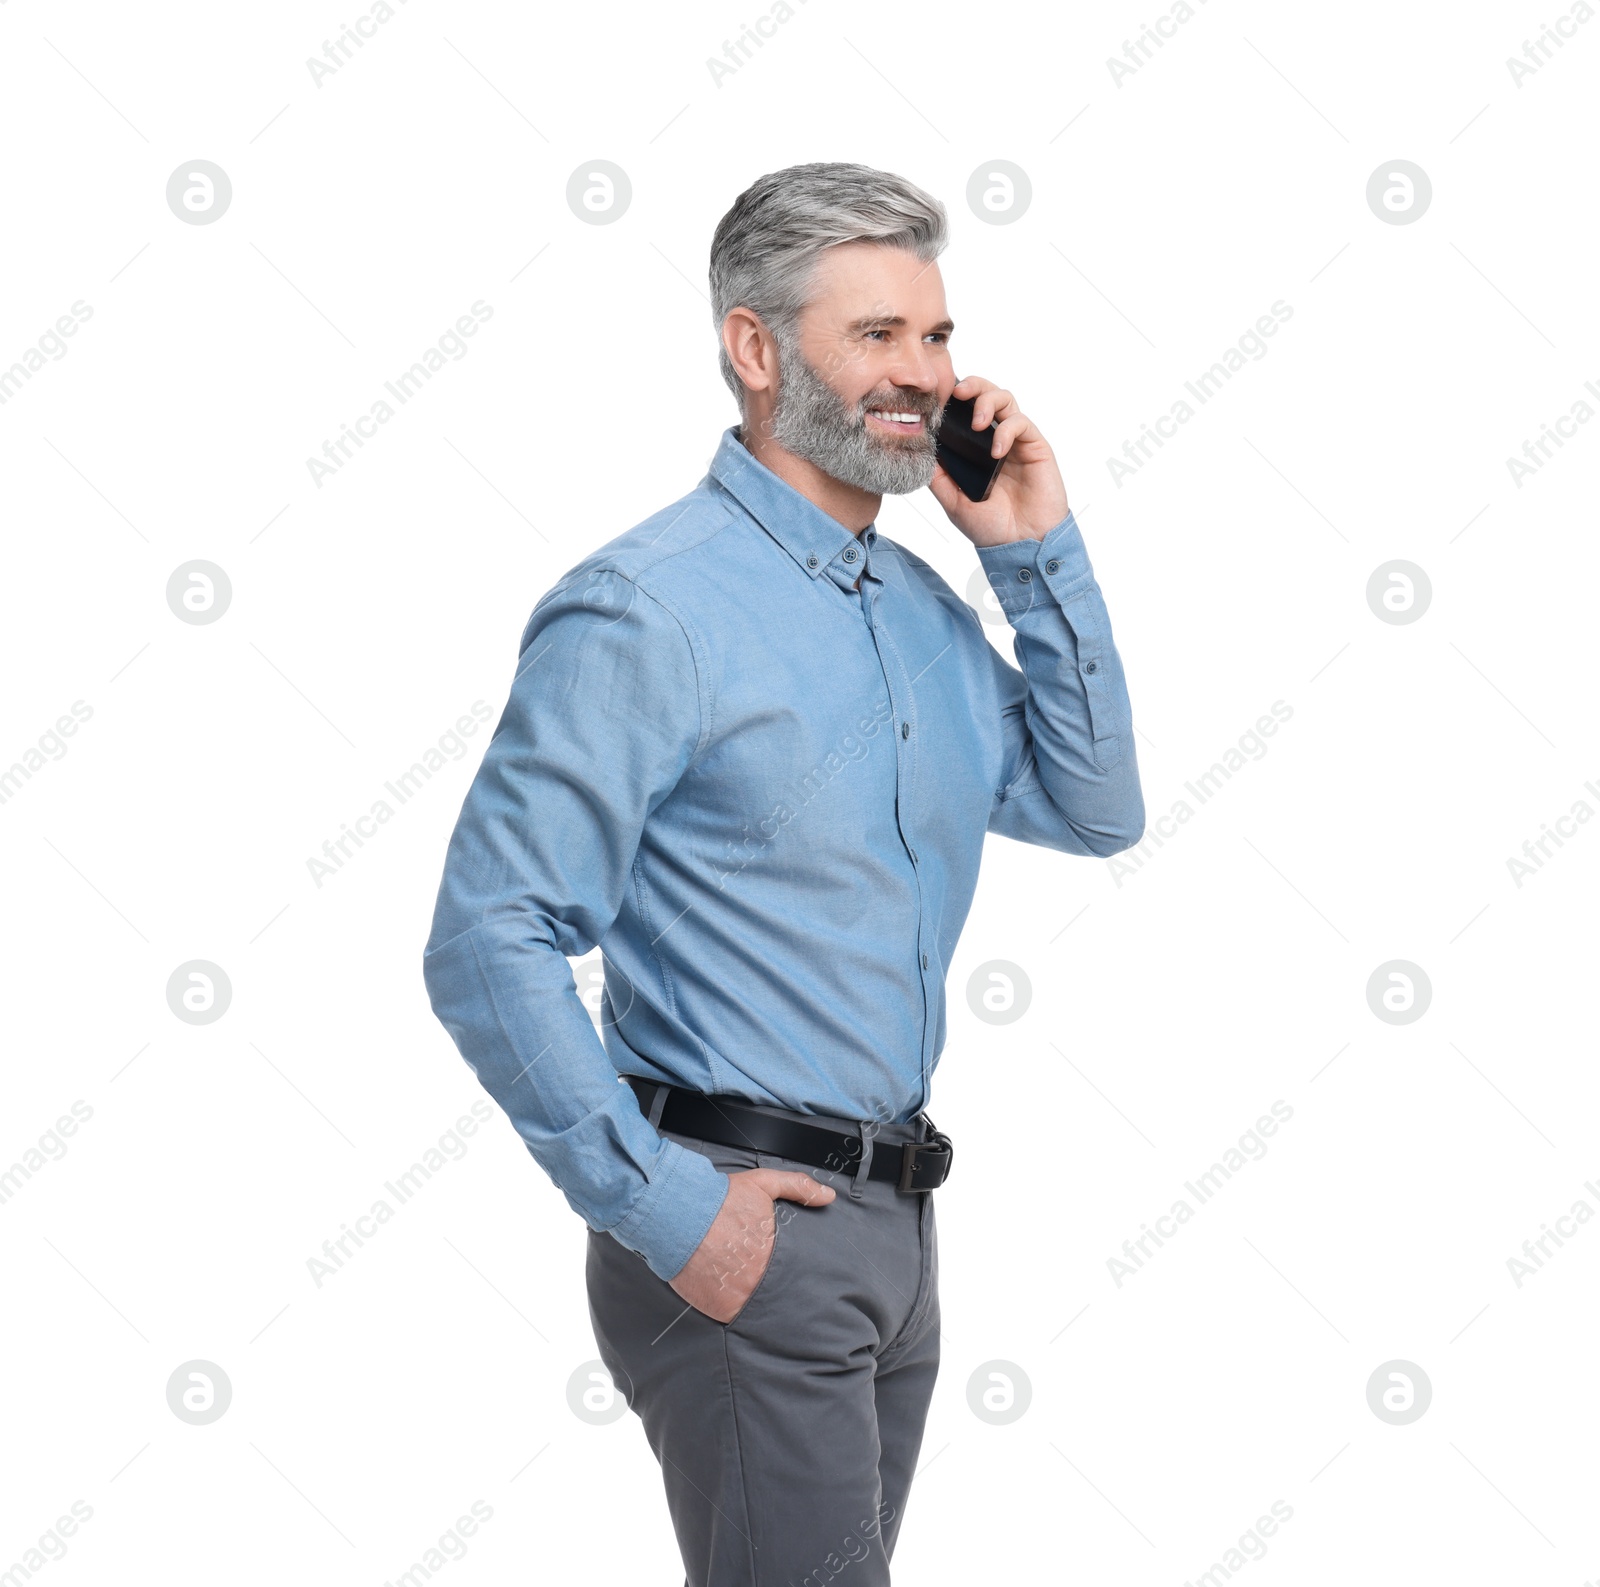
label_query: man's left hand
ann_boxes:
[927,375,1069,547]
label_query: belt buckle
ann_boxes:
[897,1129,954,1192]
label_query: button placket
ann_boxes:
[859,580,936,1091]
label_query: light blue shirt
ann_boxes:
[423,426,1144,1280]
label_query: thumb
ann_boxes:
[927,462,973,528]
[927,461,960,512]
[754,1169,837,1206]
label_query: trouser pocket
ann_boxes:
[719,1195,789,1326]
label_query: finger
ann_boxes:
[952,373,995,400]
[756,1169,837,1205]
[972,388,1015,431]
[989,412,1032,458]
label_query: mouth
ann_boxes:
[864,408,930,435]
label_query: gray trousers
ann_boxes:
[586,1114,942,1587]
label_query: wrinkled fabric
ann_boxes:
[423,426,1144,1280]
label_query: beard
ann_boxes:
[767,331,940,495]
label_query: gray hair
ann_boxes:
[708,162,948,405]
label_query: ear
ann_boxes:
[721,307,779,396]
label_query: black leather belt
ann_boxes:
[627,1076,954,1192]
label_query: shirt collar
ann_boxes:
[707,426,876,580]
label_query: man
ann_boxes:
[422,162,1145,1584]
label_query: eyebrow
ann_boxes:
[845,314,956,336]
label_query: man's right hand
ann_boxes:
[670,1168,836,1323]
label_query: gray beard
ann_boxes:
[766,332,939,496]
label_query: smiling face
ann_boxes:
[768,241,958,496]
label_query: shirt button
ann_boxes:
[1084,660,1099,674]
[1017,567,1033,583]
[901,721,910,739]
[921,953,929,970]
[1045,558,1061,575]
[843,546,859,563]
[806,553,819,569]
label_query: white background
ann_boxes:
[3,0,1597,1582]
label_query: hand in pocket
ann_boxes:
[670,1168,833,1323]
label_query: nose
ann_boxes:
[884,339,942,396]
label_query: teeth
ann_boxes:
[870,410,922,424]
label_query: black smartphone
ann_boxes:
[935,391,1004,502]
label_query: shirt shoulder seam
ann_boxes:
[629,578,714,758]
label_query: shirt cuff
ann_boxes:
[611,1138,731,1281]
[974,510,1092,622]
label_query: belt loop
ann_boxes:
[849,1120,876,1200]
[647,1083,670,1130]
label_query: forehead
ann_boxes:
[802,242,949,322]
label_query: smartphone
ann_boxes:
[935,391,1004,502]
